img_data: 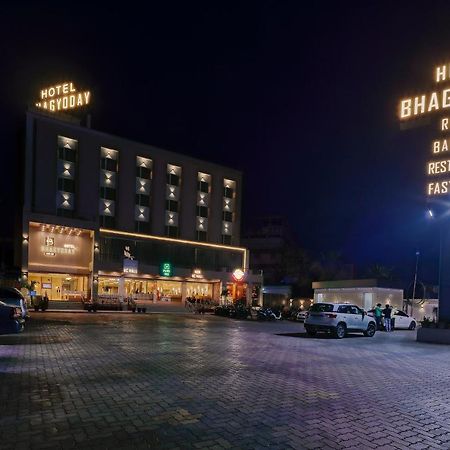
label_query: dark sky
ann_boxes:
[1,1,448,282]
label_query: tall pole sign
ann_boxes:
[398,63,450,322]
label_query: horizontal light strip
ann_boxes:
[99,228,247,268]
[28,263,90,271]
[98,272,221,283]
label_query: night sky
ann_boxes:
[1,1,449,283]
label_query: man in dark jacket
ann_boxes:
[383,304,392,332]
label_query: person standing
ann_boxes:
[374,303,383,330]
[383,304,392,332]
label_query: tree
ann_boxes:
[365,264,394,280]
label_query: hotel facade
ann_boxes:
[20,108,261,305]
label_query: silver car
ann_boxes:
[304,303,377,339]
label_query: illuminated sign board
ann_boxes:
[123,259,138,274]
[191,268,203,279]
[41,237,76,257]
[35,82,91,112]
[232,268,245,282]
[398,64,450,196]
[160,262,173,277]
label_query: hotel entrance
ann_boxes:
[26,222,94,300]
[28,272,89,301]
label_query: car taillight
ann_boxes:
[325,313,337,318]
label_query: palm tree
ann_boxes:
[365,264,394,280]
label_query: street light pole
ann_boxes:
[411,250,420,317]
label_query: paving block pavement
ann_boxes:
[1,312,450,449]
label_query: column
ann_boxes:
[439,224,450,321]
[181,281,187,306]
[118,277,125,301]
[246,282,252,306]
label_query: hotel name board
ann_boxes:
[35,82,91,112]
[398,63,450,196]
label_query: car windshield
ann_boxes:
[1,298,21,307]
[0,288,23,300]
[309,304,334,313]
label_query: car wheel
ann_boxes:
[333,323,346,339]
[408,321,416,330]
[363,322,376,337]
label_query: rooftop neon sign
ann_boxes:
[35,82,91,112]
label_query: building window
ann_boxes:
[100,187,116,200]
[136,194,150,207]
[224,186,234,198]
[166,200,179,212]
[136,166,151,179]
[166,173,180,186]
[165,225,179,237]
[100,216,115,228]
[57,178,75,193]
[135,221,150,233]
[57,146,76,162]
[222,235,232,245]
[99,147,118,226]
[198,180,209,193]
[222,211,233,222]
[197,231,207,241]
[101,158,118,172]
[197,205,208,218]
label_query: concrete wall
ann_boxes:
[314,287,404,311]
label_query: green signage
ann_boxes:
[160,262,173,277]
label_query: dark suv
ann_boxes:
[0,300,24,333]
[0,287,29,320]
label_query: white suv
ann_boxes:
[304,303,377,339]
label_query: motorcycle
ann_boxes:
[257,307,282,321]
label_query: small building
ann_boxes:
[261,285,292,308]
[312,279,403,311]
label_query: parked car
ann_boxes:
[392,310,417,329]
[367,308,417,330]
[296,310,308,322]
[0,287,29,319]
[0,300,25,334]
[304,303,377,339]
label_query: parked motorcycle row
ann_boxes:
[214,304,309,322]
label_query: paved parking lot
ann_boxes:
[1,312,450,450]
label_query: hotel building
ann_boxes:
[20,108,260,304]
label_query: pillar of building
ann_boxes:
[246,282,252,306]
[92,274,98,301]
[92,231,100,302]
[181,281,187,306]
[439,224,450,322]
[118,277,125,301]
